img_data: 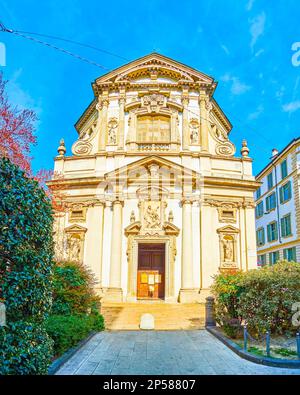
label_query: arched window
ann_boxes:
[137,115,171,143]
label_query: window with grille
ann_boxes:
[266,192,276,212]
[267,221,278,242]
[256,227,265,246]
[281,159,288,179]
[281,213,292,237]
[269,251,279,265]
[137,115,171,143]
[283,247,296,261]
[279,181,292,204]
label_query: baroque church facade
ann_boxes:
[50,54,259,303]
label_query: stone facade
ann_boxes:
[255,138,300,265]
[49,53,259,303]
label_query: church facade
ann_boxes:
[50,54,259,303]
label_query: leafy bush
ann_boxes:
[0,158,54,374]
[237,261,300,334]
[45,313,104,356]
[0,321,53,375]
[47,261,104,357]
[52,261,100,315]
[210,270,244,331]
[211,261,300,337]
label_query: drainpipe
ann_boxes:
[270,149,282,245]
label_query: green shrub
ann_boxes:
[0,158,54,374]
[52,261,100,315]
[211,261,300,337]
[211,270,244,327]
[237,261,300,334]
[45,313,104,356]
[0,321,54,375]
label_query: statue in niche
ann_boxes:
[222,237,233,262]
[144,204,161,228]
[68,237,82,262]
[107,118,118,145]
[189,119,199,144]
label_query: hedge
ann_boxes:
[0,158,54,374]
[211,261,300,337]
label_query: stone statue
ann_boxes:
[107,118,118,145]
[223,238,233,262]
[130,210,136,223]
[68,237,81,262]
[190,119,199,144]
[144,204,161,228]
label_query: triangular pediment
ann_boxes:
[217,225,240,234]
[65,224,87,233]
[104,155,199,181]
[93,53,215,88]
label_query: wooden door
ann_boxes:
[137,244,165,299]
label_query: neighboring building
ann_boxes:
[49,53,259,304]
[255,138,300,266]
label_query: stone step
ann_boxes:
[100,302,206,330]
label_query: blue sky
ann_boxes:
[0,0,299,174]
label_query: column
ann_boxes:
[85,201,104,295]
[179,199,199,302]
[118,93,125,150]
[199,92,209,152]
[98,94,109,151]
[106,199,123,302]
[181,92,190,151]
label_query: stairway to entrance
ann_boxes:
[101,302,206,330]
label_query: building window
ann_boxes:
[281,159,288,179]
[281,214,292,237]
[256,187,261,200]
[269,251,280,265]
[137,115,171,143]
[265,192,276,212]
[255,201,264,218]
[267,221,278,242]
[279,181,292,204]
[267,172,273,190]
[283,247,296,262]
[258,254,266,266]
[256,227,265,246]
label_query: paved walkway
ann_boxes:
[55,330,300,375]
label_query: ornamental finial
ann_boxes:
[241,139,250,157]
[57,138,66,157]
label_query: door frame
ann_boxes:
[126,236,176,302]
[137,242,166,300]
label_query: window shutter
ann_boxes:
[281,218,285,237]
[274,222,278,240]
[267,225,271,242]
[287,181,292,200]
[279,186,283,204]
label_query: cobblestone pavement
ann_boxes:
[55,330,300,375]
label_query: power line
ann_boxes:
[15,30,130,62]
[0,22,111,70]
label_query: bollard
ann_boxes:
[266,331,271,357]
[297,332,300,360]
[205,296,216,327]
[243,325,248,351]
